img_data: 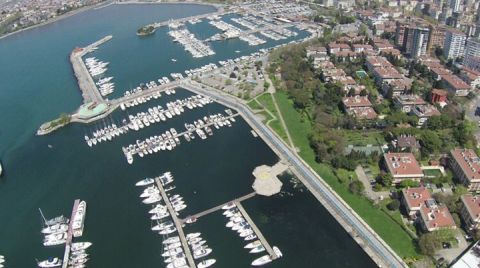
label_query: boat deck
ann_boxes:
[62,199,80,268]
[235,201,277,260]
[154,177,196,268]
[180,192,256,224]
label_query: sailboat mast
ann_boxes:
[38,208,47,226]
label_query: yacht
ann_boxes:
[167,258,187,268]
[142,194,162,204]
[244,234,257,241]
[135,178,154,186]
[152,221,174,231]
[159,226,177,235]
[186,232,201,240]
[150,211,170,220]
[222,202,235,210]
[161,247,183,257]
[41,223,68,234]
[164,242,182,251]
[251,255,272,266]
[249,245,265,254]
[273,246,283,258]
[71,242,92,251]
[244,240,261,249]
[198,259,216,268]
[149,204,167,214]
[193,248,212,259]
[43,232,67,246]
[37,257,62,267]
[163,236,180,245]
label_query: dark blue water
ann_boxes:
[0,3,376,268]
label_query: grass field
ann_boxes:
[273,91,419,259]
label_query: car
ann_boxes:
[442,242,451,249]
[465,234,474,242]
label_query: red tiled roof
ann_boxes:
[420,205,456,230]
[384,152,424,178]
[461,194,480,220]
[349,107,378,120]
[443,74,470,90]
[450,148,480,182]
[342,96,372,108]
[402,187,432,210]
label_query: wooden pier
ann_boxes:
[61,199,80,268]
[234,201,277,260]
[180,192,256,224]
[154,177,196,268]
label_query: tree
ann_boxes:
[387,199,400,211]
[421,130,442,154]
[377,172,393,186]
[399,179,420,188]
[349,180,364,195]
[225,79,232,86]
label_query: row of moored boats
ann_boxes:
[122,110,236,164]
[135,173,216,268]
[222,202,283,266]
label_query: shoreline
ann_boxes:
[0,0,220,41]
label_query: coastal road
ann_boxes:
[185,81,407,268]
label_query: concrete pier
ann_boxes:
[149,11,227,29]
[180,192,256,224]
[70,35,112,104]
[234,201,277,260]
[62,199,80,268]
[154,177,196,268]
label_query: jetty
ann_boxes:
[70,35,112,104]
[235,201,277,260]
[181,192,256,224]
[154,177,196,268]
[61,199,80,268]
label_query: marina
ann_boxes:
[0,2,387,268]
[122,110,239,164]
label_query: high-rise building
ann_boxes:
[444,29,467,59]
[410,27,431,58]
[464,38,480,71]
[428,25,447,52]
[450,0,461,12]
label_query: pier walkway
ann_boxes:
[61,199,80,268]
[235,201,277,260]
[70,35,112,104]
[154,177,196,268]
[180,192,255,224]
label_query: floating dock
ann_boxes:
[154,177,196,268]
[61,199,80,268]
[234,201,278,260]
[181,192,256,224]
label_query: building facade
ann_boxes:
[444,29,467,59]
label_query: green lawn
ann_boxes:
[247,99,263,111]
[273,91,419,259]
[343,130,386,146]
[249,93,289,143]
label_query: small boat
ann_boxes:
[187,237,202,245]
[159,226,177,235]
[136,178,154,186]
[163,236,180,245]
[71,242,92,251]
[186,232,201,240]
[152,221,174,231]
[41,223,68,234]
[161,247,183,257]
[142,195,162,204]
[244,234,257,241]
[37,257,62,267]
[164,253,185,263]
[185,216,197,224]
[244,240,261,249]
[249,245,265,254]
[150,211,170,220]
[198,259,216,268]
[273,246,283,258]
[239,229,254,238]
[222,202,235,210]
[251,255,272,266]
[171,58,177,62]
[193,248,212,259]
[149,204,167,214]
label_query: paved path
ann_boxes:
[184,80,407,268]
[355,165,388,202]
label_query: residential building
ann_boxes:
[393,95,426,113]
[383,152,425,183]
[460,67,480,89]
[342,96,378,120]
[410,27,431,58]
[401,187,433,218]
[411,104,441,126]
[395,135,421,152]
[419,203,457,232]
[460,194,480,230]
[431,89,448,104]
[444,29,467,59]
[442,74,471,96]
[464,38,480,71]
[428,25,447,52]
[450,148,480,191]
